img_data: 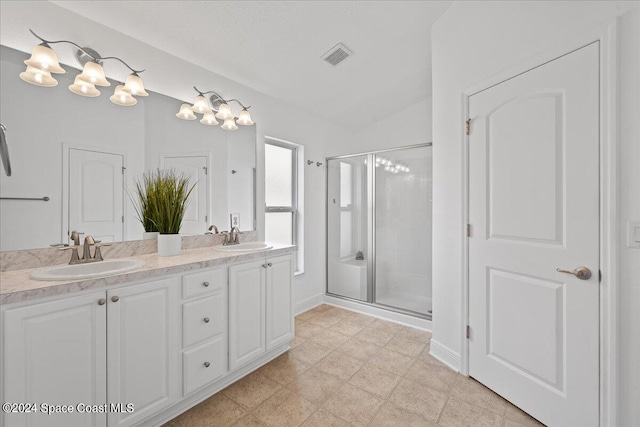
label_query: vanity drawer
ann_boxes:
[183,293,225,347]
[182,268,226,299]
[183,336,226,396]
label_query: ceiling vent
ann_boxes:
[322,43,352,66]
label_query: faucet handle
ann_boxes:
[59,246,80,264]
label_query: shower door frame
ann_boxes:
[325,142,432,320]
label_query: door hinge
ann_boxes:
[466,224,472,237]
[122,166,126,174]
[466,325,471,339]
[205,215,208,223]
[203,166,208,175]
[465,118,472,136]
[599,269,602,282]
[122,216,124,223]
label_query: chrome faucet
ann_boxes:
[59,234,112,265]
[223,226,241,246]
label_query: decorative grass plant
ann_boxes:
[131,171,159,233]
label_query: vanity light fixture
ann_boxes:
[20,29,148,106]
[176,86,254,130]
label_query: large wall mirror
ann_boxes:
[0,46,256,252]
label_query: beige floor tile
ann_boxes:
[407,358,458,392]
[348,364,401,398]
[329,319,366,336]
[385,335,427,358]
[258,352,311,385]
[307,313,342,328]
[289,336,306,349]
[397,326,432,343]
[369,402,435,427]
[309,329,351,349]
[438,396,503,427]
[315,351,364,381]
[336,338,382,361]
[369,319,403,334]
[343,311,377,326]
[295,320,325,339]
[368,347,416,376]
[300,409,350,427]
[296,310,320,321]
[355,326,395,346]
[504,403,546,426]
[253,388,316,427]
[287,367,344,404]
[388,379,448,422]
[289,341,333,365]
[222,371,281,410]
[230,413,268,426]
[173,393,246,427]
[323,383,384,427]
[451,376,507,415]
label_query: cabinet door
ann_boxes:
[107,278,180,427]
[266,255,294,350]
[229,260,266,370]
[2,292,107,427]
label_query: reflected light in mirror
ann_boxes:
[191,95,211,114]
[77,61,110,87]
[68,75,100,97]
[215,102,233,120]
[200,111,219,125]
[237,108,254,126]
[123,73,148,96]
[221,117,238,131]
[176,103,197,120]
[19,65,58,87]
[110,85,137,106]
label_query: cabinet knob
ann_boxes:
[267,263,273,267]
[262,264,268,268]
[203,281,210,287]
[98,298,106,306]
[111,296,120,303]
[203,317,210,323]
[204,361,210,368]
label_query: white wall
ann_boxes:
[431,2,639,425]
[0,1,353,312]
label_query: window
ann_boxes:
[264,137,303,272]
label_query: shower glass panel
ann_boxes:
[327,155,369,302]
[326,144,432,318]
[374,146,432,315]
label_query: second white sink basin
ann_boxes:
[30,259,145,281]
[213,242,273,252]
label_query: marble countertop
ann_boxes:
[0,243,295,305]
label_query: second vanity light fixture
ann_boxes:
[176,86,254,131]
[19,29,148,106]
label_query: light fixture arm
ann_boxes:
[28,29,145,74]
[193,86,251,110]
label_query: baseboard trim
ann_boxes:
[430,339,461,372]
[294,293,324,315]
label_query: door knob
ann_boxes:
[556,266,592,280]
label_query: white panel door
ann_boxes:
[468,43,599,426]
[162,155,208,236]
[229,260,266,370]
[68,148,124,244]
[107,278,180,427]
[266,255,294,350]
[3,292,107,427]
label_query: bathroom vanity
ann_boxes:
[0,244,295,427]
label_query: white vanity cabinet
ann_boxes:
[1,277,180,427]
[229,254,294,370]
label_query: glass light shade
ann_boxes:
[68,75,100,97]
[237,109,254,126]
[110,85,137,106]
[176,103,197,120]
[221,117,238,131]
[19,66,58,87]
[214,102,233,120]
[191,96,211,114]
[77,62,111,87]
[200,112,219,126]
[24,43,65,74]
[123,73,148,96]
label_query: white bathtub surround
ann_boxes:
[158,234,182,256]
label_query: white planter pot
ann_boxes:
[142,231,159,240]
[158,234,181,256]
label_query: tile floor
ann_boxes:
[165,304,545,427]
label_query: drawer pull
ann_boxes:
[203,317,210,323]
[98,298,106,306]
[203,281,210,287]
[111,296,119,303]
[204,361,210,368]
[267,262,273,267]
[262,264,268,268]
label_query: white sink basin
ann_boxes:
[213,242,273,252]
[30,259,145,281]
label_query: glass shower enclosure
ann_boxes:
[326,144,432,318]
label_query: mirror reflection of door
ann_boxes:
[161,154,209,236]
[67,148,124,245]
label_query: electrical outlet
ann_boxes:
[230,213,240,230]
[628,221,640,249]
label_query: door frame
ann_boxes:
[460,19,618,426]
[61,143,127,245]
[159,151,211,230]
